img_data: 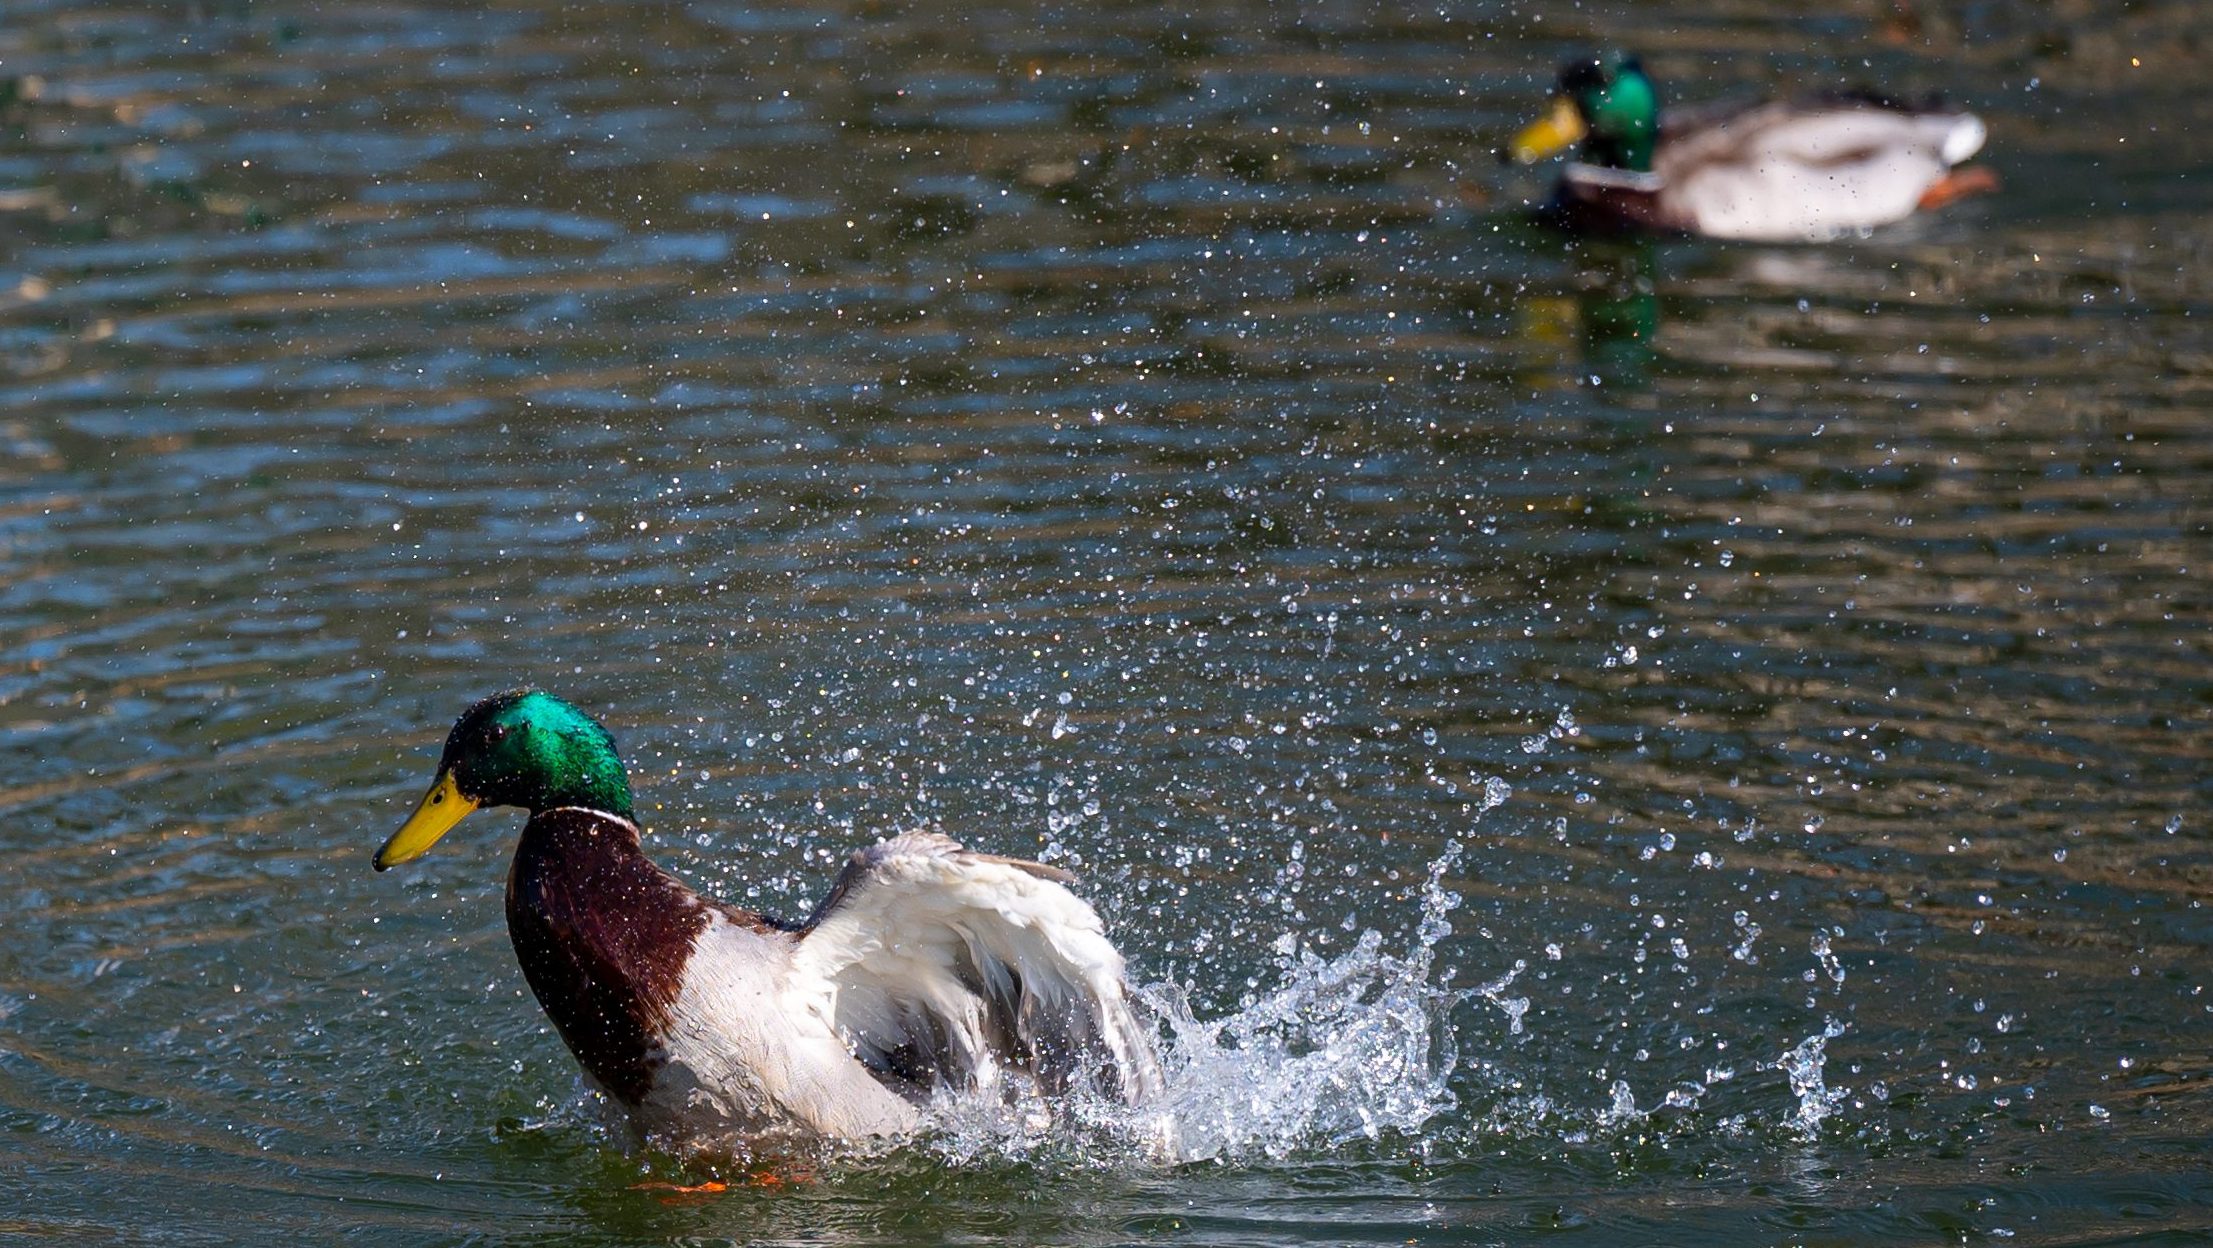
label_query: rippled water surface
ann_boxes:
[4,0,2211,1243]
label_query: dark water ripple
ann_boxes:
[2,0,2211,1243]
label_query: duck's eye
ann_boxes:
[488,724,510,743]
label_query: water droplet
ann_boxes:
[1481,776,1512,810]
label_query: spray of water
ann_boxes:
[1773,1019,1849,1138]
[588,804,1859,1172]
[913,842,1473,1165]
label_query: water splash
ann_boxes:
[1474,960,1531,1036]
[1809,929,1845,992]
[1773,1019,1849,1138]
[918,843,1472,1165]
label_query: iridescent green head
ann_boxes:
[1511,55,1661,173]
[373,690,634,870]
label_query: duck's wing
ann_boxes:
[1659,98,1986,240]
[789,832,1163,1106]
[1665,95,1983,169]
[1657,92,1769,142]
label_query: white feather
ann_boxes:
[1940,114,1987,167]
[612,833,1162,1148]
[791,832,1165,1106]
[634,911,921,1145]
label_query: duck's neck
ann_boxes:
[1584,70,1659,172]
[504,807,708,1104]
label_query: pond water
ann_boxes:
[2,1,2210,1243]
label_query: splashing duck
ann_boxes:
[374,690,1163,1150]
[1507,56,1995,241]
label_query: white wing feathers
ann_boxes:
[789,832,1163,1107]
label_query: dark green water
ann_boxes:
[3,1,2210,1243]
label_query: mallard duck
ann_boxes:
[1508,56,1994,241]
[373,689,1163,1148]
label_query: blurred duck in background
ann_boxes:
[1508,55,1996,241]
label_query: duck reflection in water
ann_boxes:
[1512,236,1661,391]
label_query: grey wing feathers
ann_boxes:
[793,832,1163,1106]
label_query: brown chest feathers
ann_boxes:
[504,808,709,1104]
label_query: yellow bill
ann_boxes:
[1510,97,1588,164]
[374,770,479,870]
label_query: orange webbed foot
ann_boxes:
[1919,165,2001,211]
[632,1165,815,1203]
